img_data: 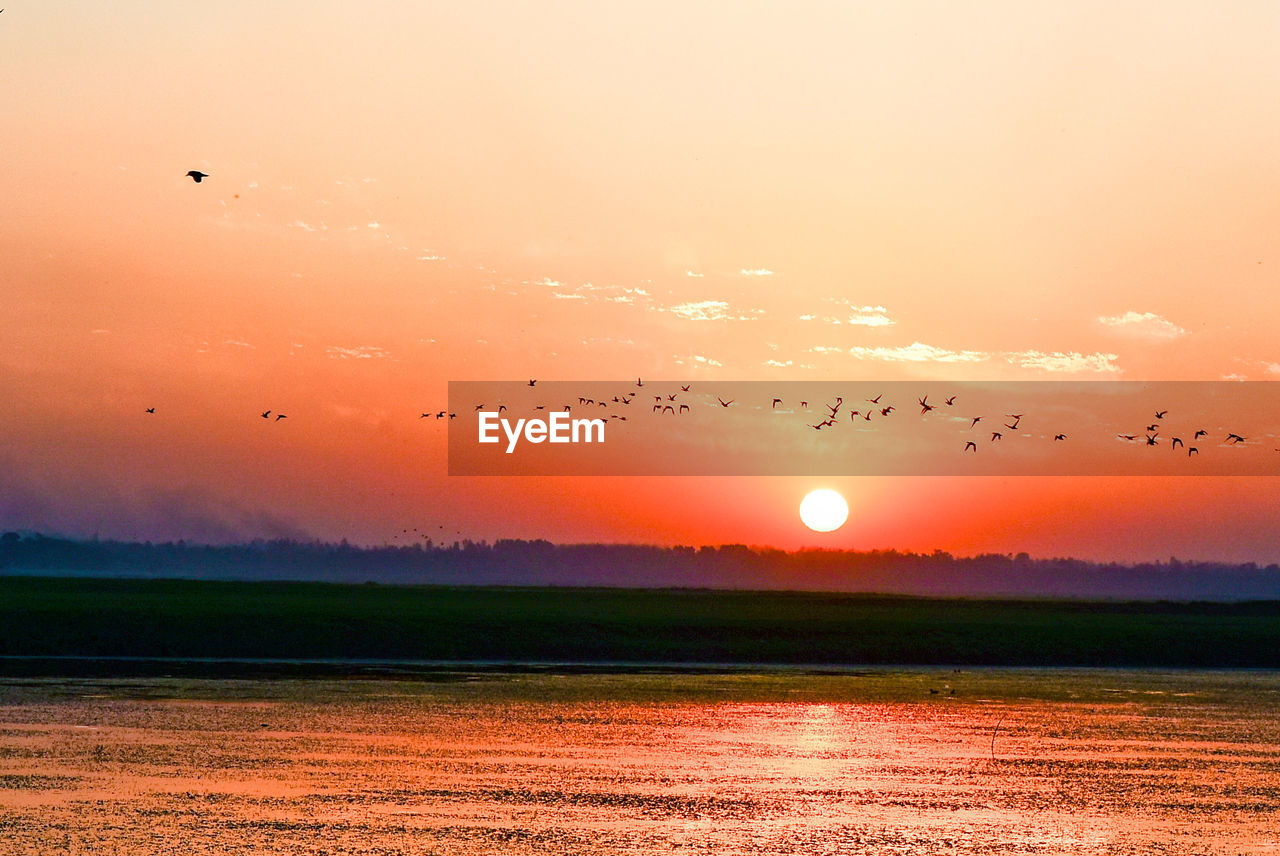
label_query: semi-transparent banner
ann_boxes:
[447,381,1280,476]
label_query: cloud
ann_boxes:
[551,292,588,300]
[1098,311,1187,340]
[1007,350,1120,373]
[685,270,704,278]
[846,342,990,363]
[740,268,773,276]
[326,345,395,360]
[668,300,733,321]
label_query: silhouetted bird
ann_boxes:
[186,170,209,183]
[1188,447,1198,456]
[717,397,733,407]
[969,416,982,429]
[964,441,977,452]
[772,398,782,408]
[681,385,691,392]
[145,407,155,414]
[1194,429,1208,439]
[261,411,271,419]
[528,379,536,386]
[991,432,1002,441]
[275,414,287,421]
[1054,434,1066,441]
[1155,410,1167,419]
[1227,433,1246,444]
[945,396,956,405]
[1171,437,1183,449]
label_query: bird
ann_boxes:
[1188,447,1198,457]
[969,416,982,429]
[1171,437,1183,450]
[527,379,536,387]
[717,397,734,407]
[799,401,808,408]
[880,406,894,416]
[1054,434,1066,441]
[772,398,783,409]
[145,407,155,414]
[1155,410,1167,419]
[275,414,287,421]
[261,411,271,419]
[945,396,956,405]
[918,396,934,414]
[186,170,209,183]
[1227,433,1246,444]
[1194,429,1208,439]
[964,441,977,453]
[1004,421,1019,430]
[680,385,691,392]
[678,404,689,413]
[867,394,882,404]
[1119,434,1136,441]
[1145,434,1158,446]
[991,432,1002,441]
[636,378,644,387]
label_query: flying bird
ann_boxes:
[1194,429,1208,439]
[964,441,977,452]
[772,398,782,409]
[1227,433,1246,444]
[969,416,982,429]
[528,379,536,386]
[945,396,956,406]
[1188,447,1198,457]
[991,432,1002,441]
[1155,410,1167,419]
[1171,437,1183,450]
[1054,434,1066,441]
[145,407,155,414]
[681,385,690,392]
[717,397,734,407]
[261,411,271,419]
[275,414,287,421]
[186,170,209,183]
[918,396,934,414]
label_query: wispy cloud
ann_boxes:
[685,270,704,278]
[668,300,734,321]
[326,345,395,360]
[740,268,773,276]
[1007,350,1120,373]
[1098,311,1187,340]
[845,342,990,363]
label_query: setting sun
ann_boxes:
[799,489,849,533]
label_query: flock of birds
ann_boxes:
[141,373,1271,459]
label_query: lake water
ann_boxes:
[2,668,1280,854]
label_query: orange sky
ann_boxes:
[3,2,1280,561]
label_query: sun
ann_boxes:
[799,489,849,533]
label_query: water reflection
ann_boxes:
[1,670,1279,854]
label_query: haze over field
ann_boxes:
[4,3,1280,561]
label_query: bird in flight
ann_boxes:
[145,407,155,414]
[1187,447,1198,457]
[945,396,956,406]
[1227,433,1246,444]
[991,432,1002,441]
[1053,434,1066,441]
[261,410,271,419]
[772,398,782,409]
[969,416,982,429]
[918,396,934,414]
[527,379,536,387]
[1171,437,1184,450]
[681,385,691,392]
[275,414,287,421]
[1155,410,1167,419]
[717,397,734,407]
[867,394,882,404]
[186,170,209,183]
[1194,429,1208,439]
[964,441,977,452]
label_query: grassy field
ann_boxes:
[3,576,1280,670]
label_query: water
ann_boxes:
[2,669,1280,854]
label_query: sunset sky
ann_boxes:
[4,2,1280,561]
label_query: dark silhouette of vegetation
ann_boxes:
[1,576,1280,670]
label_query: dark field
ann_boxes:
[4,577,1280,672]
